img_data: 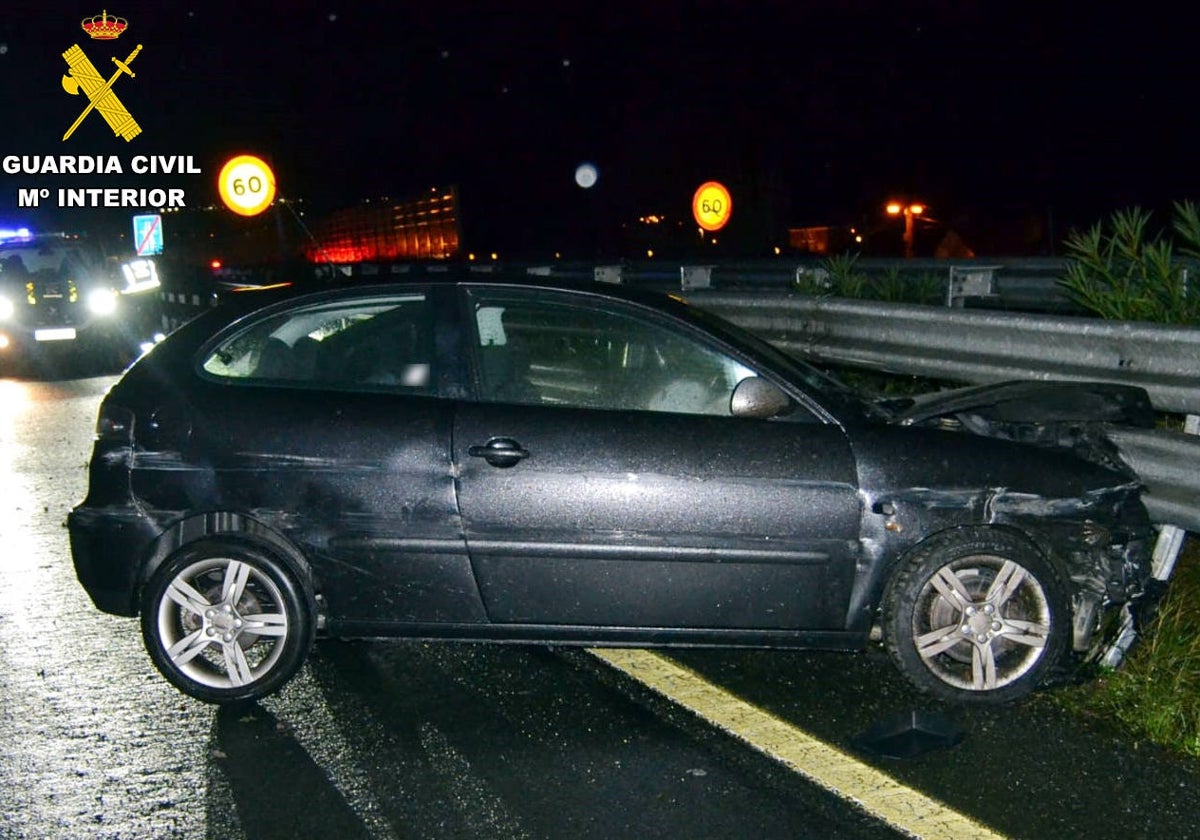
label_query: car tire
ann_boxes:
[881,528,1069,704]
[140,539,314,704]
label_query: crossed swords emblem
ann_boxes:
[61,43,143,142]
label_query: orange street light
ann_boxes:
[886,200,926,258]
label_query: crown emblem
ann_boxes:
[81,10,128,40]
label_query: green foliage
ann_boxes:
[871,266,944,305]
[822,252,866,298]
[1060,202,1200,324]
[830,367,946,398]
[794,253,943,306]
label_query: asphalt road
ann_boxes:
[0,373,1197,839]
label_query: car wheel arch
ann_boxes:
[910,522,1053,563]
[853,481,1076,608]
[139,511,319,611]
[872,523,1064,606]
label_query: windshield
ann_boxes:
[0,242,96,277]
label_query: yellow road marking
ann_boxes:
[589,648,1008,840]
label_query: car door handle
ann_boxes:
[467,437,530,468]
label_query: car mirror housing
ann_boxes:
[730,376,792,419]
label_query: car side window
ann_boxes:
[467,291,758,417]
[200,293,434,394]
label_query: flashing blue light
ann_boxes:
[0,227,32,243]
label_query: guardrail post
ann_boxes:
[681,265,713,290]
[1101,413,1200,668]
[795,265,831,291]
[594,265,622,285]
[946,265,1000,307]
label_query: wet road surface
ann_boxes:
[1,374,1198,839]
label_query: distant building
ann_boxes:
[787,225,861,255]
[303,189,461,263]
[789,221,975,259]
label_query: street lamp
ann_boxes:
[886,201,924,258]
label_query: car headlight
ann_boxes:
[0,295,12,321]
[86,288,118,316]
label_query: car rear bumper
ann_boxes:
[67,504,162,617]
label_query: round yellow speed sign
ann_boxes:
[218,155,277,216]
[692,181,732,232]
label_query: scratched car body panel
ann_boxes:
[68,277,1155,704]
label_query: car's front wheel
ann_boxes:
[882,529,1069,703]
[140,539,314,704]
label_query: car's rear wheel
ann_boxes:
[140,539,314,704]
[881,529,1068,703]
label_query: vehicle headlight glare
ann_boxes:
[0,296,13,320]
[87,288,118,316]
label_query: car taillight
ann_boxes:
[96,404,135,443]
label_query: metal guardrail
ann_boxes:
[190,256,1080,311]
[687,292,1200,416]
[1104,426,1200,533]
[525,257,1083,312]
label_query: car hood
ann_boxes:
[850,424,1141,503]
[873,380,1155,476]
[879,380,1155,428]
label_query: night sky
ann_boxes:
[1,2,1197,257]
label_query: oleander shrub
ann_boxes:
[1060,201,1200,324]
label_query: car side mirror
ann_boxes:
[730,377,792,419]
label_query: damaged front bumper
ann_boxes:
[997,480,1156,659]
[1065,525,1156,657]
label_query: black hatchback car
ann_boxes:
[68,277,1154,704]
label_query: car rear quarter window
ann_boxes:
[200,293,434,394]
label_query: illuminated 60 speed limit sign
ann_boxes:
[218,155,277,216]
[692,181,732,232]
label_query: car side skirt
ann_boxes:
[319,621,869,651]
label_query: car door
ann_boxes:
[149,286,486,628]
[452,286,862,631]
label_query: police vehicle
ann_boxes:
[0,227,162,374]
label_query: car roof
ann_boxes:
[213,270,690,316]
